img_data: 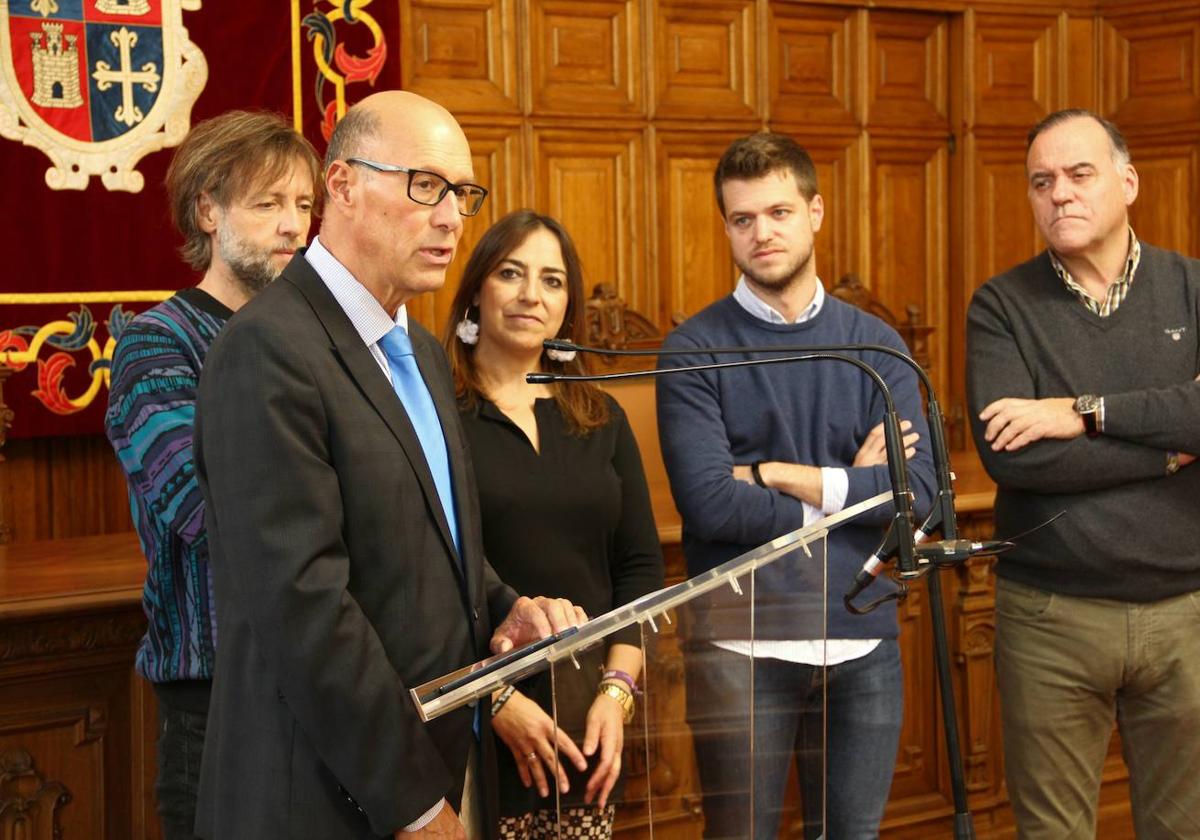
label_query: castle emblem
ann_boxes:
[0,0,207,192]
[30,22,83,108]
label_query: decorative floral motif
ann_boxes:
[300,0,388,141]
[0,304,130,416]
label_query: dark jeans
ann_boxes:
[684,640,903,840]
[155,701,207,840]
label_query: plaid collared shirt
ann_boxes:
[1050,229,1141,317]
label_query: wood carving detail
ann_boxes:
[0,612,145,664]
[0,749,70,840]
[972,15,1055,127]
[768,5,856,125]
[867,12,948,126]
[654,0,757,117]
[830,274,933,371]
[1103,14,1200,123]
[530,0,641,113]
[585,284,662,360]
[403,0,520,113]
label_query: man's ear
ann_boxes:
[1122,163,1139,207]
[196,193,219,235]
[325,160,354,208]
[808,193,825,234]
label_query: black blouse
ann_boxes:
[459,393,664,812]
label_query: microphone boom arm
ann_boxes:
[529,351,921,578]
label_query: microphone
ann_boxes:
[527,350,922,580]
[544,338,960,588]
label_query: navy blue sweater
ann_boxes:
[656,294,937,640]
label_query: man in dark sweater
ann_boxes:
[967,109,1200,838]
[657,133,936,839]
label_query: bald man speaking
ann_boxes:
[193,92,584,840]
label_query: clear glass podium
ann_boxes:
[412,492,890,840]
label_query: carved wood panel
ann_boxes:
[531,127,650,318]
[654,130,741,323]
[1103,11,1200,125]
[866,11,949,128]
[528,0,644,115]
[767,4,858,126]
[1125,141,1197,257]
[970,14,1056,128]
[799,132,860,291]
[652,0,758,119]
[1067,14,1100,111]
[0,749,69,840]
[868,135,949,399]
[0,668,134,839]
[0,436,131,545]
[965,135,1044,294]
[400,0,521,114]
[890,584,943,809]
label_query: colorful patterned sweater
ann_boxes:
[105,288,232,684]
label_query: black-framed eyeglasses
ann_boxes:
[346,157,489,216]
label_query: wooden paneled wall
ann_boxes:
[5,0,1199,546]
[2,1,1199,838]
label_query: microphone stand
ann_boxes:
[542,339,976,840]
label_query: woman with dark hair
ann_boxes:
[444,209,664,839]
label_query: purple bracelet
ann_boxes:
[602,669,639,695]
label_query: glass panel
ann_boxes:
[411,495,886,839]
[601,532,827,840]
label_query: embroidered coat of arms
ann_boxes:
[0,0,206,192]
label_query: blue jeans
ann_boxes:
[155,702,207,840]
[684,640,903,840]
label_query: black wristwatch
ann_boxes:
[1074,394,1103,438]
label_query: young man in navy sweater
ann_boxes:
[968,109,1200,839]
[657,132,935,839]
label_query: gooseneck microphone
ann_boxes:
[543,338,961,589]
[528,350,923,582]
[539,337,982,837]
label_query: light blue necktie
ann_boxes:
[378,325,461,559]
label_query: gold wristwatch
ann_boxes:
[598,681,635,724]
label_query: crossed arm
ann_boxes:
[965,286,1200,492]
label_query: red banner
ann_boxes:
[0,0,400,438]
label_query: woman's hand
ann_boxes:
[581,691,626,808]
[492,689,587,798]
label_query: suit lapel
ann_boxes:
[283,258,467,590]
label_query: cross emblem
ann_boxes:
[91,27,160,128]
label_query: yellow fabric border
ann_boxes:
[0,291,174,304]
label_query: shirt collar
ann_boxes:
[1049,228,1141,300]
[732,274,825,325]
[305,235,409,341]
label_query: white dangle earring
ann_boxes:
[546,342,576,362]
[455,306,480,345]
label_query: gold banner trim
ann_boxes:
[0,291,174,304]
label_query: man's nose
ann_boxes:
[431,189,464,232]
[278,205,305,237]
[1050,176,1072,204]
[753,216,772,241]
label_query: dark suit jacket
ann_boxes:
[193,252,517,839]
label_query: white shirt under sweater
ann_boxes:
[714,276,881,667]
